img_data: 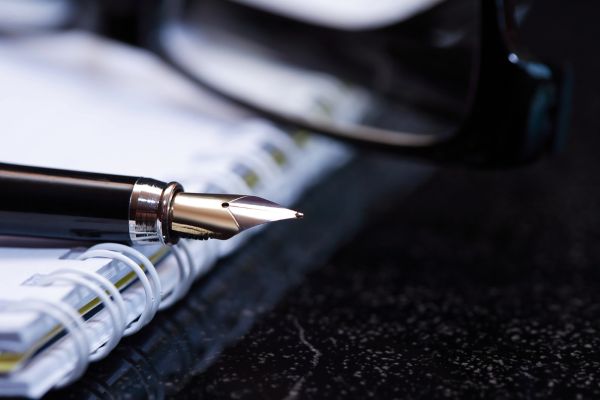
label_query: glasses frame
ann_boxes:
[34,0,574,167]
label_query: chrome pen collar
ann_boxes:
[128,178,182,245]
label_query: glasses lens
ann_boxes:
[159,0,479,144]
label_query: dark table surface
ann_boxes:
[50,1,600,399]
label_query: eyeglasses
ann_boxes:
[0,0,571,167]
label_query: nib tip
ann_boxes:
[295,212,304,219]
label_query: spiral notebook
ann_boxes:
[0,32,362,397]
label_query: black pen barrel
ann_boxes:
[0,163,138,242]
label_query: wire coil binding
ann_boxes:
[17,240,202,386]
[0,299,90,387]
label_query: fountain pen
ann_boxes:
[0,163,302,244]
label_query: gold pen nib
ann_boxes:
[170,193,303,240]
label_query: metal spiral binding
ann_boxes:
[34,271,124,361]
[19,232,220,387]
[77,243,162,334]
[0,299,90,387]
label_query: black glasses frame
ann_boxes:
[62,0,574,167]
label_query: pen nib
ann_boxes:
[223,196,302,230]
[170,193,303,240]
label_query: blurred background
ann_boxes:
[2,0,600,398]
